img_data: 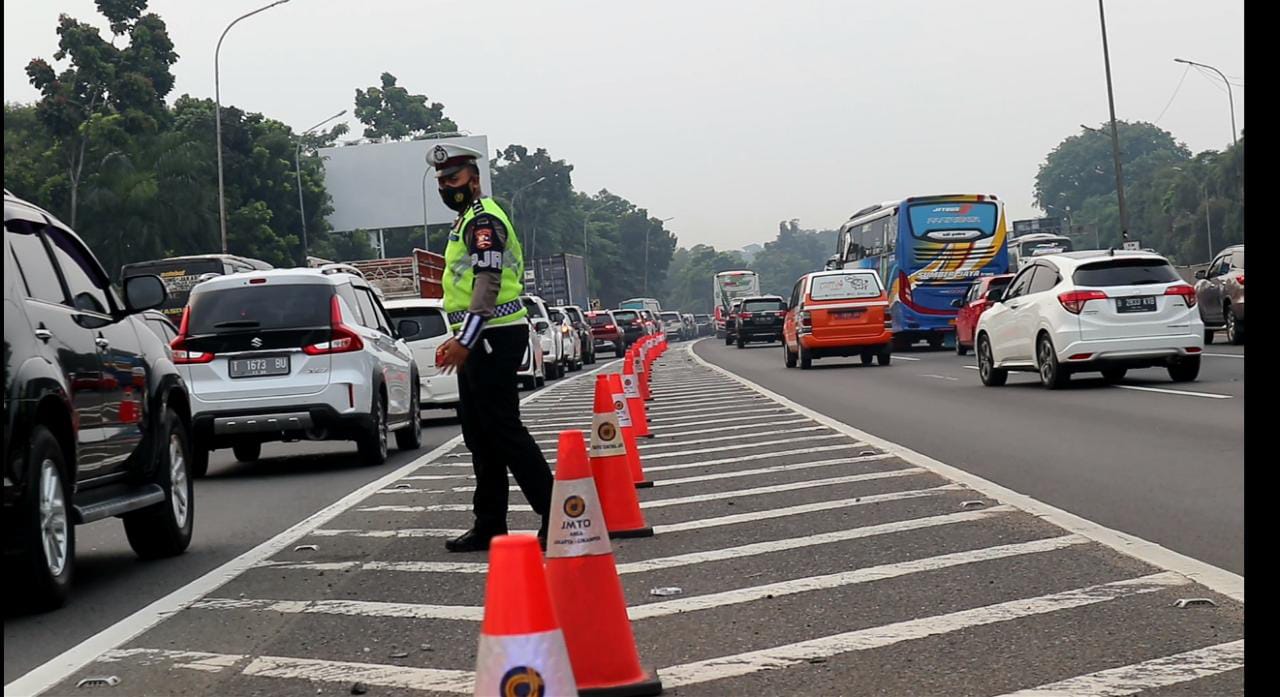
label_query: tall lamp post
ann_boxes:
[1095,0,1130,240]
[512,176,547,258]
[1172,166,1214,262]
[1175,57,1242,201]
[215,0,293,253]
[294,109,345,265]
[582,205,611,308]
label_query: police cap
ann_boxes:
[428,143,484,179]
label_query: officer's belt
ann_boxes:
[448,300,524,326]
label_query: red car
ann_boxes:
[952,274,1014,356]
[587,310,627,357]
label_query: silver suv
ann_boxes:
[174,269,421,474]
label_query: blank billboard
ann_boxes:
[318,135,491,232]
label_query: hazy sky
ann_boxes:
[4,1,1243,250]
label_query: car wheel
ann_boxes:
[124,407,195,559]
[955,338,968,356]
[1037,335,1070,389]
[18,425,75,610]
[977,334,1007,387]
[615,346,625,358]
[928,336,943,350]
[860,353,874,366]
[784,342,797,368]
[724,334,733,346]
[519,376,533,390]
[358,392,389,466]
[799,343,813,370]
[1168,356,1201,382]
[1203,327,1215,345]
[394,384,422,451]
[1101,367,1127,383]
[1225,305,1244,345]
[877,346,892,366]
[232,441,261,463]
[189,444,210,478]
[736,336,746,349]
[893,335,911,351]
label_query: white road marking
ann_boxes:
[1203,352,1244,359]
[639,426,830,450]
[659,572,1188,688]
[190,597,483,621]
[921,373,960,381]
[644,446,877,473]
[689,344,1244,602]
[534,418,813,443]
[892,355,922,361]
[994,639,1244,696]
[642,434,851,460]
[1112,385,1233,399]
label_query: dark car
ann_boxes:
[4,190,195,610]
[560,304,596,364]
[610,309,646,348]
[587,310,626,357]
[732,295,787,347]
[723,299,745,344]
[1195,244,1244,345]
[952,274,1014,356]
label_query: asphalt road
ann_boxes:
[695,336,1244,575]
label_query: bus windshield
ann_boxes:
[907,201,1000,240]
[120,258,224,319]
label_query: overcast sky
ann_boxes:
[5,0,1243,250]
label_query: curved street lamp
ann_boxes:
[295,109,346,264]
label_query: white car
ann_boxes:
[383,298,459,409]
[660,311,685,340]
[521,295,565,380]
[975,251,1204,389]
[517,322,546,391]
[548,306,583,373]
[175,269,422,472]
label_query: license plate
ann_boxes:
[832,310,865,320]
[229,355,290,378]
[1115,296,1157,313]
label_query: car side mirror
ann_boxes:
[950,298,964,308]
[535,320,550,332]
[985,289,1004,303]
[1194,269,1207,280]
[396,319,420,339]
[124,274,167,313]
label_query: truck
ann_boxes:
[712,270,760,337]
[340,249,445,299]
[528,253,588,308]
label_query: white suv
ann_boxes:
[548,306,583,373]
[383,298,459,409]
[522,295,565,380]
[975,251,1203,389]
[174,269,422,473]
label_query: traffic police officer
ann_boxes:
[431,143,553,552]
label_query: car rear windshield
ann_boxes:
[742,299,786,312]
[386,307,449,340]
[588,313,614,326]
[613,310,639,323]
[808,272,882,300]
[548,309,565,322]
[188,283,332,334]
[521,298,547,318]
[1072,259,1180,287]
[661,312,680,320]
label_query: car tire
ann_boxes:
[18,425,75,610]
[1225,305,1244,345]
[784,342,797,368]
[519,377,534,390]
[877,346,892,366]
[1203,327,1215,345]
[977,334,1007,387]
[1037,335,1070,390]
[955,338,968,356]
[357,391,389,466]
[536,370,546,387]
[893,335,911,351]
[799,343,813,370]
[124,407,195,560]
[615,346,625,358]
[860,353,874,366]
[189,444,210,478]
[232,441,261,463]
[724,334,733,346]
[1168,356,1201,382]
[928,336,943,350]
[394,384,422,451]
[736,336,746,349]
[1101,367,1127,383]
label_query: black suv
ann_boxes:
[732,295,787,348]
[4,191,194,610]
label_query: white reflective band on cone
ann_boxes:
[621,373,641,399]
[547,477,613,558]
[612,394,633,428]
[634,355,644,373]
[590,411,627,457]
[473,630,577,696]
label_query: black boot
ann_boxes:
[445,527,506,553]
[537,517,550,551]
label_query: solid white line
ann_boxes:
[528,411,790,435]
[629,535,1090,620]
[1112,384,1233,399]
[1203,352,1244,359]
[1,360,616,697]
[640,426,831,450]
[642,434,851,460]
[644,445,877,473]
[659,572,1189,688]
[892,355,922,361]
[312,527,536,538]
[534,418,815,444]
[994,639,1244,696]
[190,597,482,621]
[655,485,963,534]
[921,373,959,382]
[688,344,1244,602]
[650,407,787,424]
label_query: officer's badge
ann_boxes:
[430,145,449,164]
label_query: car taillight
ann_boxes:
[741,312,753,319]
[561,326,570,334]
[1236,274,1244,285]
[170,307,215,364]
[799,311,812,327]
[898,270,913,307]
[303,296,365,355]
[1163,284,1197,309]
[1058,290,1108,314]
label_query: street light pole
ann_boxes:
[1175,57,1242,202]
[511,176,547,258]
[1096,0,1130,241]
[215,0,292,254]
[294,109,346,265]
[582,205,612,307]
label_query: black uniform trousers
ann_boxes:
[456,323,553,533]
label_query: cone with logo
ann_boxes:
[637,343,654,401]
[607,373,654,488]
[632,345,652,402]
[472,535,577,696]
[620,359,653,439]
[589,374,654,538]
[546,431,664,696]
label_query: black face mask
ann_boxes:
[439,183,473,212]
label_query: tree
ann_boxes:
[491,144,577,259]
[25,0,178,227]
[353,72,458,141]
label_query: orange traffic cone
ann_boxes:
[632,347,651,402]
[607,373,654,488]
[546,431,664,696]
[621,359,652,439]
[589,375,653,538]
[473,535,577,696]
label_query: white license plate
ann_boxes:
[229,356,290,378]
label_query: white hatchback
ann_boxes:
[975,251,1204,389]
[383,298,459,409]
